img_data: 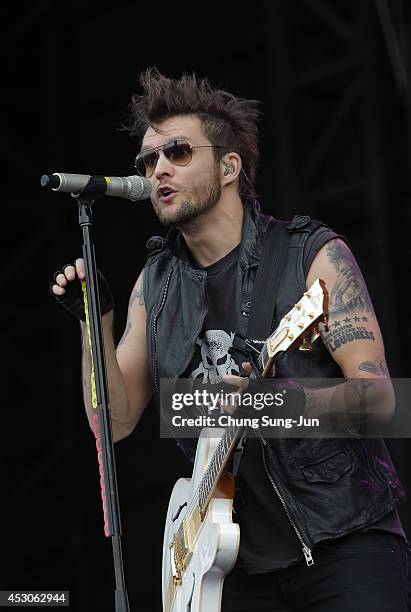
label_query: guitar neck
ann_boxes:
[197,366,265,516]
[198,423,244,517]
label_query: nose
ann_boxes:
[153,150,175,179]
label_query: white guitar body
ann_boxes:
[162,428,240,612]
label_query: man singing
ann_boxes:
[51,68,409,611]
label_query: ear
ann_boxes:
[221,153,242,183]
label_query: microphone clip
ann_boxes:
[71,175,108,205]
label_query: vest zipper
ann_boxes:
[258,435,314,566]
[152,267,173,393]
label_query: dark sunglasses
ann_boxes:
[134,139,224,178]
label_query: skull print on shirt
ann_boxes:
[189,330,240,384]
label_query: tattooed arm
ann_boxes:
[115,270,153,434]
[81,269,153,441]
[304,238,395,423]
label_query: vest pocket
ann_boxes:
[300,450,352,483]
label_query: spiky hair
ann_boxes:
[125,67,261,203]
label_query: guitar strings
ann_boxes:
[176,350,266,549]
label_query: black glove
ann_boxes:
[51,264,114,322]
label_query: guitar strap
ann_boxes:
[247,218,290,339]
[232,218,291,478]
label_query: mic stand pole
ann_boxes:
[73,177,129,612]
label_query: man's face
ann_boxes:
[140,115,222,227]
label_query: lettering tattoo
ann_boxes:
[326,241,374,317]
[322,321,375,353]
[359,359,389,377]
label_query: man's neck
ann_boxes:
[179,195,244,267]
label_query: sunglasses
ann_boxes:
[134,139,224,178]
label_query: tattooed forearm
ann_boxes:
[359,359,389,377]
[322,320,375,353]
[326,240,374,317]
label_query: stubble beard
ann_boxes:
[152,166,221,227]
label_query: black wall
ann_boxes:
[4,1,411,610]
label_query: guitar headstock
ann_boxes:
[265,278,329,360]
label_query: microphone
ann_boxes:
[40,172,152,201]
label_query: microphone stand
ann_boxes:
[72,176,129,612]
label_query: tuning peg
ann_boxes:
[322,314,329,332]
[299,337,312,352]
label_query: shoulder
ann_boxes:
[300,220,349,278]
[306,236,373,318]
[144,235,171,267]
[271,212,349,276]
[306,237,350,285]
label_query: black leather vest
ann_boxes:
[142,201,405,547]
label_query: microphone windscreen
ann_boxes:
[129,176,152,201]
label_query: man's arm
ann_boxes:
[114,270,153,437]
[305,238,395,422]
[53,260,153,442]
[84,270,153,442]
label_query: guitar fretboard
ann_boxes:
[197,366,263,513]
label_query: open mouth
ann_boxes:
[158,187,177,202]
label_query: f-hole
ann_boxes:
[172,502,187,522]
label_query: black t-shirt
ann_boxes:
[183,244,303,573]
[182,242,406,574]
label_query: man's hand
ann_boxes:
[224,362,307,421]
[51,258,86,296]
[221,361,251,414]
[50,258,114,321]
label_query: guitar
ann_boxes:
[162,278,329,612]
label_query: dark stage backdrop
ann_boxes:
[4,1,411,610]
